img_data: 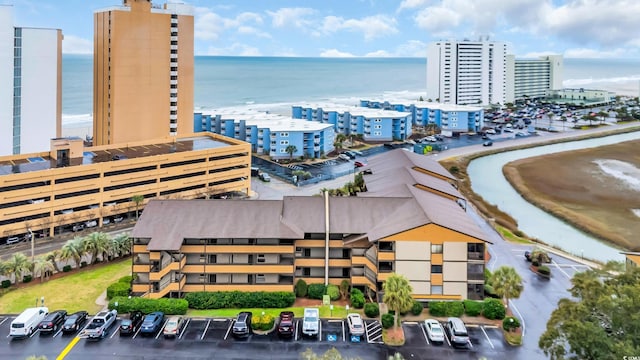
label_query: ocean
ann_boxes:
[62,55,640,134]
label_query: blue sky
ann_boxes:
[7,0,640,58]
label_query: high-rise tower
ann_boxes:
[93,0,194,146]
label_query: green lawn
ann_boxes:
[188,304,356,319]
[497,225,532,245]
[0,259,131,314]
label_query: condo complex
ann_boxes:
[130,149,489,301]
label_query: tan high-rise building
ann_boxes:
[93,0,194,146]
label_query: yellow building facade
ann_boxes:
[131,150,490,301]
[93,0,194,146]
[0,133,250,242]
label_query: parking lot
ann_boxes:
[1,314,524,359]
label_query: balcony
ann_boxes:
[351,256,376,272]
[182,264,294,274]
[351,275,376,291]
[148,274,186,299]
[171,36,178,42]
[170,53,178,59]
[150,256,186,281]
[171,45,178,51]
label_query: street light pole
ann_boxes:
[28,228,34,262]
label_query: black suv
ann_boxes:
[38,310,67,335]
[277,311,295,338]
[232,312,252,338]
[119,311,144,336]
[62,311,88,334]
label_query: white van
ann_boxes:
[10,307,49,338]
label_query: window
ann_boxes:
[431,265,443,274]
[373,131,381,136]
[280,132,289,137]
[374,125,382,129]
[257,254,265,263]
[280,148,287,153]
[431,244,443,254]
[468,243,484,253]
[280,140,289,145]
[256,274,265,283]
[431,285,443,295]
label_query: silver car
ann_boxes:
[347,313,365,336]
[163,316,185,338]
[424,319,445,343]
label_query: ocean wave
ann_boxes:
[62,113,92,127]
[593,159,640,192]
[563,75,640,96]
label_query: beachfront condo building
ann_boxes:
[0,5,62,156]
[93,0,194,146]
[427,39,509,106]
[622,252,640,269]
[194,111,335,159]
[505,55,563,103]
[130,149,489,301]
[360,99,484,135]
[546,88,615,107]
[292,104,412,141]
[0,133,250,245]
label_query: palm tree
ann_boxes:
[60,237,84,269]
[597,111,608,125]
[285,145,297,162]
[4,253,32,284]
[83,232,112,264]
[45,250,61,273]
[112,233,132,258]
[489,266,523,309]
[334,134,347,151]
[132,194,144,220]
[32,257,55,283]
[382,273,414,328]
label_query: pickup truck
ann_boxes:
[81,310,117,340]
[302,308,319,337]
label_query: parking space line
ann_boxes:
[511,303,525,337]
[179,318,190,339]
[109,326,119,339]
[55,336,80,360]
[30,329,39,338]
[294,319,299,341]
[53,327,64,338]
[551,259,572,280]
[444,330,451,347]
[200,319,211,340]
[318,320,322,342]
[419,322,430,345]
[155,319,168,340]
[224,319,234,340]
[480,326,494,349]
[0,317,7,326]
[132,326,141,339]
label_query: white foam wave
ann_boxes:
[593,159,640,192]
[563,75,640,96]
[632,209,640,218]
[62,113,92,127]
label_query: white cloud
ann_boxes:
[206,43,262,56]
[322,15,398,41]
[414,6,462,34]
[62,35,92,54]
[319,49,356,58]
[194,8,265,40]
[395,40,427,57]
[237,26,271,39]
[397,0,431,11]
[267,7,316,28]
[365,50,392,57]
[563,47,629,59]
[520,51,560,58]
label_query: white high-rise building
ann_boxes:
[0,5,62,156]
[427,39,509,106]
[505,55,563,104]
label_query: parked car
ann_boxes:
[347,313,365,336]
[6,236,21,245]
[139,312,164,336]
[163,316,185,338]
[338,153,351,161]
[84,220,98,228]
[38,310,67,335]
[343,151,357,159]
[232,312,252,338]
[72,223,84,232]
[82,310,117,340]
[10,307,48,338]
[483,140,493,147]
[444,317,470,348]
[302,308,320,337]
[424,319,445,343]
[113,215,124,223]
[277,311,295,338]
[258,173,271,182]
[354,161,366,168]
[485,129,496,134]
[62,311,88,334]
[119,311,144,336]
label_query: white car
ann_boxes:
[424,319,445,343]
[485,129,497,134]
[338,154,351,161]
[347,313,365,336]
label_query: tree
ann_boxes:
[132,194,144,220]
[539,267,640,360]
[32,257,54,283]
[382,273,414,328]
[285,145,297,161]
[597,111,608,125]
[334,134,347,151]
[60,237,84,269]
[83,232,112,264]
[112,233,132,258]
[489,266,523,309]
[4,253,32,283]
[45,250,61,273]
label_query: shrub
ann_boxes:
[326,285,340,301]
[531,260,540,267]
[80,261,87,268]
[381,313,394,329]
[118,275,134,284]
[1,280,11,288]
[183,291,295,310]
[445,301,464,317]
[483,298,506,320]
[251,313,275,331]
[463,300,483,317]
[340,280,350,299]
[350,289,365,309]
[63,265,72,272]
[22,275,32,283]
[107,281,130,300]
[307,284,326,300]
[295,279,308,297]
[484,268,492,283]
[503,316,521,332]
[428,301,446,317]
[411,301,423,316]
[513,230,524,237]
[537,265,551,276]
[108,297,188,315]
[364,303,380,318]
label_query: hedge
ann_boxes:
[183,291,295,310]
[326,285,340,301]
[295,279,308,297]
[463,300,483,316]
[428,301,446,317]
[63,265,72,272]
[252,314,275,331]
[350,289,365,309]
[381,313,394,329]
[118,275,134,284]
[503,316,521,331]
[22,275,32,283]
[1,280,10,288]
[107,281,130,300]
[364,303,380,318]
[307,284,326,300]
[411,301,423,316]
[483,298,506,320]
[108,297,188,315]
[445,301,464,317]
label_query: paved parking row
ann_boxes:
[401,321,504,352]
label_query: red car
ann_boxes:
[354,161,366,168]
